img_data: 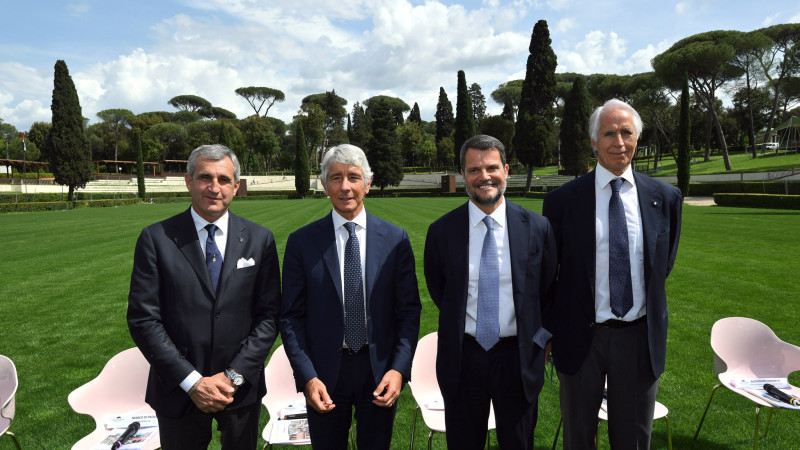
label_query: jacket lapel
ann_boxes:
[576,172,597,297]
[171,209,216,296]
[449,203,470,308]
[634,172,663,280]
[506,201,528,316]
[315,213,343,307]
[217,213,246,298]
[364,213,387,311]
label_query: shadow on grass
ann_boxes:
[707,210,800,216]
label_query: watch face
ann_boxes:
[233,375,243,386]
[227,369,243,385]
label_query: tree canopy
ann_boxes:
[168,94,212,112]
[235,86,286,117]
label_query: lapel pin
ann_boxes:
[652,201,658,207]
[239,237,244,243]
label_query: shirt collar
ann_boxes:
[332,208,368,231]
[190,207,230,235]
[468,197,506,229]
[595,164,635,191]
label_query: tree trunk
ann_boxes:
[524,164,533,194]
[710,107,732,171]
[67,185,75,202]
[704,109,712,162]
[746,73,757,159]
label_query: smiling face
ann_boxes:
[461,147,509,214]
[323,162,371,220]
[592,106,638,176]
[185,155,239,222]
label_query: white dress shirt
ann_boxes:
[180,208,231,392]
[465,199,517,338]
[331,208,368,346]
[594,165,646,322]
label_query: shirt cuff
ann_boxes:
[180,371,202,392]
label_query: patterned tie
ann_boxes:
[476,215,500,351]
[343,222,367,352]
[205,224,222,294]
[609,178,633,318]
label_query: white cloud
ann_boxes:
[761,12,782,26]
[788,10,800,22]
[547,0,571,12]
[674,2,691,16]
[554,17,577,35]
[68,1,91,17]
[558,30,628,74]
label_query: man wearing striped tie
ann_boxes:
[424,134,558,449]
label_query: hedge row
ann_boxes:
[688,181,800,196]
[0,198,143,213]
[713,194,800,210]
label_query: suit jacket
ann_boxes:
[424,200,557,402]
[541,171,682,378]
[127,208,281,418]
[280,211,421,393]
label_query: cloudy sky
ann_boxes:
[2,0,799,131]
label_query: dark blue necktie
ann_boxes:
[343,222,367,352]
[609,178,633,318]
[205,224,222,294]
[476,215,500,351]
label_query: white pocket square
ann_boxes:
[236,257,255,268]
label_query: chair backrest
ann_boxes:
[262,345,304,417]
[408,332,440,400]
[0,355,18,434]
[68,347,151,418]
[710,317,800,379]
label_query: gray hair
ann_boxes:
[187,144,241,183]
[459,134,507,170]
[589,99,643,142]
[320,144,373,187]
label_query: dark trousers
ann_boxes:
[558,320,658,450]
[156,401,260,450]
[444,335,538,450]
[306,350,397,450]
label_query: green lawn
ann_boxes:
[651,149,800,176]
[1,197,799,449]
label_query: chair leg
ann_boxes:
[552,416,562,450]
[762,407,774,440]
[409,407,419,450]
[664,415,673,450]
[427,430,435,450]
[3,431,22,450]
[694,383,721,439]
[753,406,761,450]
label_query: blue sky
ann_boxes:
[1,0,798,131]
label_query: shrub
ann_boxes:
[713,193,800,210]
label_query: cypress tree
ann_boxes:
[454,70,478,170]
[408,102,422,124]
[367,100,403,192]
[435,87,455,146]
[294,122,310,197]
[559,75,593,177]
[514,20,557,193]
[677,71,692,196]
[47,60,92,201]
[135,130,146,200]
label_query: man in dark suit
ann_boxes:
[280,144,421,450]
[127,144,281,449]
[424,134,557,449]
[542,99,682,449]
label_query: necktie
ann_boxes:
[205,224,222,294]
[343,222,367,352]
[476,215,500,351]
[609,178,633,318]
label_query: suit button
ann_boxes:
[215,312,221,319]
[589,322,595,327]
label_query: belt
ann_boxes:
[339,346,368,355]
[596,316,647,329]
[464,334,518,351]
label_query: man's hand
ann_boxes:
[373,369,402,408]
[188,372,235,413]
[304,377,335,413]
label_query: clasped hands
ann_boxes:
[188,372,239,413]
[304,369,403,413]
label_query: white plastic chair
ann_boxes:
[694,317,800,449]
[407,332,496,450]
[68,347,160,450]
[0,355,21,449]
[261,345,309,449]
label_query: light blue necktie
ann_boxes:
[476,215,500,351]
[609,178,633,318]
[205,224,222,294]
[343,222,367,352]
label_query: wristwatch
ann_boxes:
[225,368,244,386]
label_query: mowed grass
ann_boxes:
[1,197,799,449]
[652,150,800,176]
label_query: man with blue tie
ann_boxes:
[542,99,682,449]
[424,134,557,449]
[280,144,421,449]
[127,144,281,448]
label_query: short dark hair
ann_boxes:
[459,134,507,170]
[187,144,241,183]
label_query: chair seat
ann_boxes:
[596,400,669,421]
